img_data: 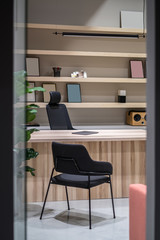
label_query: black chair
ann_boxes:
[46,91,75,130]
[40,142,116,229]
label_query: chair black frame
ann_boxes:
[40,142,116,229]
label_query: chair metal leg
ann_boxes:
[40,168,54,219]
[89,187,91,229]
[65,186,70,210]
[109,176,116,219]
[88,175,91,229]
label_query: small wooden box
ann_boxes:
[126,111,146,126]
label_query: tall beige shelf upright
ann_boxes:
[26,23,147,126]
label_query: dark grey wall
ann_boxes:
[146,0,160,239]
[1,1,14,239]
[146,0,155,239]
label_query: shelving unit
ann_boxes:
[27,23,146,126]
[27,49,146,58]
[27,76,147,84]
[27,102,146,109]
[27,23,146,35]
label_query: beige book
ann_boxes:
[43,84,56,103]
[26,58,39,76]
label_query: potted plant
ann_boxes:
[25,81,45,175]
[14,70,45,176]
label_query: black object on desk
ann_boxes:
[72,131,98,135]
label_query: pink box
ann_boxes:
[129,184,146,240]
[130,60,144,78]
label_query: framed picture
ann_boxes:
[120,11,143,29]
[26,57,40,76]
[43,83,56,103]
[130,60,144,78]
[67,84,81,103]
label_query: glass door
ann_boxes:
[14,0,26,239]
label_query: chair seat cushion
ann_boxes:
[51,173,110,189]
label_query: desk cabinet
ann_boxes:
[27,136,145,202]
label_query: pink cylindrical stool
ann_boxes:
[129,184,147,240]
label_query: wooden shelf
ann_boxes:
[27,49,146,58]
[27,102,146,109]
[27,23,146,36]
[27,76,147,84]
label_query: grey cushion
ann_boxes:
[51,173,110,189]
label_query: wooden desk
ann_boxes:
[27,129,146,202]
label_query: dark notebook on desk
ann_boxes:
[72,131,98,135]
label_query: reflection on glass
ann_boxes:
[13,0,26,239]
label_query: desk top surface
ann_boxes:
[29,129,146,142]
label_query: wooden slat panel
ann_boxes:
[27,140,146,202]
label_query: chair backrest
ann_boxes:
[46,91,74,130]
[52,142,93,174]
[52,142,112,175]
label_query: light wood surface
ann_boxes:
[27,130,146,201]
[27,102,146,109]
[29,129,146,142]
[27,49,147,58]
[27,76,147,84]
[27,137,146,202]
[27,23,146,35]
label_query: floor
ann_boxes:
[27,198,129,240]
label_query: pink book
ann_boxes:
[130,60,144,78]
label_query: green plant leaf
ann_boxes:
[26,80,29,87]
[26,148,39,160]
[25,166,36,176]
[26,109,37,123]
[26,104,39,109]
[26,128,39,142]
[26,86,46,93]
[27,109,37,114]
